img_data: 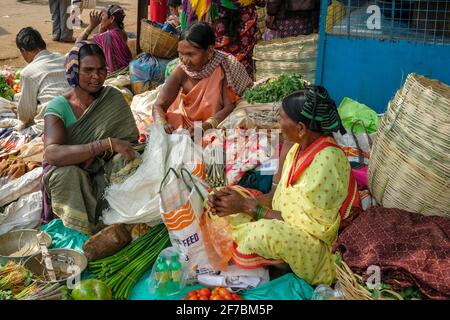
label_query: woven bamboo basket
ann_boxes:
[253,35,317,83]
[368,73,450,217]
[335,260,404,300]
[140,19,179,59]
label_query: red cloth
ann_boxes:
[149,0,168,23]
[334,206,450,300]
[214,5,258,77]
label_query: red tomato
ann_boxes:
[188,290,198,297]
[182,297,188,300]
[224,294,233,300]
[199,288,211,297]
[189,295,199,300]
[218,288,230,297]
[199,296,209,300]
[211,295,222,300]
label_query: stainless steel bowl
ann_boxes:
[0,229,52,265]
[24,248,88,285]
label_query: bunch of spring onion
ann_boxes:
[15,283,70,300]
[0,261,32,293]
[89,223,170,300]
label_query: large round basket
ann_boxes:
[139,19,179,59]
[368,73,450,217]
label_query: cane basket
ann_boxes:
[368,73,450,218]
[140,19,179,59]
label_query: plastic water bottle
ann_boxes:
[154,256,170,296]
[333,282,345,300]
[168,253,182,293]
[312,283,345,300]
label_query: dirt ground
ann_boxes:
[0,0,138,67]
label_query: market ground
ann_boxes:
[0,0,137,67]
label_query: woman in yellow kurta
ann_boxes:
[207,86,360,285]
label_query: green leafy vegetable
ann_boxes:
[399,287,422,300]
[0,76,14,101]
[243,73,307,103]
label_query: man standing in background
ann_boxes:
[15,27,70,134]
[49,0,74,42]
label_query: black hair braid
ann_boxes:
[108,6,125,29]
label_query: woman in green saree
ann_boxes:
[42,41,139,235]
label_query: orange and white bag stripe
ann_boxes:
[159,167,214,281]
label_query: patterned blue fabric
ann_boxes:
[129,53,171,85]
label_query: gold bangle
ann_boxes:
[206,117,219,129]
[83,28,91,36]
[108,137,113,153]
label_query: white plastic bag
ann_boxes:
[159,168,213,282]
[103,124,204,225]
[333,131,375,165]
[0,167,43,206]
[197,265,270,291]
[104,75,131,89]
[129,85,162,121]
[0,191,42,236]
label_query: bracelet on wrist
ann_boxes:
[253,204,269,221]
[205,117,219,129]
[108,137,114,154]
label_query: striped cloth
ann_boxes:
[179,50,252,96]
[65,40,95,87]
[17,50,70,133]
[282,85,346,135]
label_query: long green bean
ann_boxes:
[89,224,170,300]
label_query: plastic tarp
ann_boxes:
[40,218,88,252]
[129,271,313,300]
[43,220,314,300]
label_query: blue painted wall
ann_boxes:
[316,36,450,113]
